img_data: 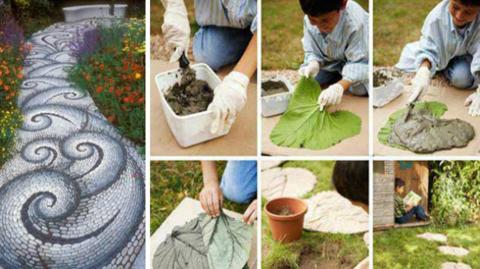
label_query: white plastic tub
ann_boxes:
[155,63,229,148]
[63,4,128,22]
[261,76,294,117]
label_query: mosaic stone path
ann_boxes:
[0,20,145,268]
[417,233,471,269]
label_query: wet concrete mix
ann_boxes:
[165,68,214,116]
[389,107,475,153]
[262,80,289,97]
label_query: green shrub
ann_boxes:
[69,18,145,155]
[431,161,480,225]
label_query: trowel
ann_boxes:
[179,51,190,70]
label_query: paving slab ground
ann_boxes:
[441,262,472,269]
[150,197,257,269]
[0,20,145,268]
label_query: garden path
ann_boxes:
[417,232,471,268]
[0,20,145,268]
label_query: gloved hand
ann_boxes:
[408,65,431,103]
[465,86,480,116]
[298,61,320,78]
[208,71,249,134]
[318,83,344,111]
[162,0,190,63]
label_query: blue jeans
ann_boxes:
[193,26,253,71]
[395,205,428,224]
[314,69,368,96]
[220,161,257,204]
[443,55,476,89]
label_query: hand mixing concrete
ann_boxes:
[165,68,214,116]
[389,107,474,153]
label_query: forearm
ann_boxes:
[201,161,219,186]
[233,32,257,79]
[338,79,352,92]
[420,59,432,70]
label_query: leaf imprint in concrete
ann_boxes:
[303,191,369,233]
[416,233,448,243]
[441,262,472,269]
[261,167,316,200]
[438,246,470,257]
[261,160,284,171]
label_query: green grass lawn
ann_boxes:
[150,161,249,235]
[374,225,480,269]
[262,161,368,268]
[262,0,369,70]
[373,0,438,66]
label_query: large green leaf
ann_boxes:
[153,213,253,269]
[201,213,253,269]
[270,77,361,149]
[377,101,448,149]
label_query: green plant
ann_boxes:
[69,18,145,154]
[431,161,480,225]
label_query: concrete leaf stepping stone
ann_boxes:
[438,246,470,257]
[303,191,369,233]
[261,160,284,171]
[441,262,472,269]
[0,20,145,268]
[416,233,448,243]
[261,167,316,200]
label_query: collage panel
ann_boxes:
[373,160,480,268]
[0,1,145,268]
[373,0,480,156]
[150,0,258,156]
[261,0,369,156]
[150,160,258,268]
[261,160,370,268]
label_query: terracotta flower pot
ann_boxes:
[264,197,308,243]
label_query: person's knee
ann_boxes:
[449,65,474,89]
[348,82,368,96]
[222,186,251,204]
[192,38,223,71]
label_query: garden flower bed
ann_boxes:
[69,17,145,154]
[0,11,26,167]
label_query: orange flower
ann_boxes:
[96,86,103,93]
[16,72,23,79]
[134,73,142,80]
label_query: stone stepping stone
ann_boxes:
[303,191,369,234]
[260,160,284,171]
[261,167,316,200]
[416,232,447,243]
[441,262,471,269]
[438,246,470,257]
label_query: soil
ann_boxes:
[272,206,294,216]
[262,80,289,97]
[389,108,475,153]
[373,68,403,87]
[165,68,214,116]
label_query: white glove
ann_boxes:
[161,0,190,63]
[465,86,480,116]
[298,61,320,78]
[318,83,344,111]
[408,65,431,103]
[208,71,249,135]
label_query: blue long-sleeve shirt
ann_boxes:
[301,0,369,86]
[194,0,257,33]
[396,0,480,80]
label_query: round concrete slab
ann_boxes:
[416,233,448,243]
[261,167,316,200]
[438,246,470,257]
[441,262,471,269]
[303,191,369,234]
